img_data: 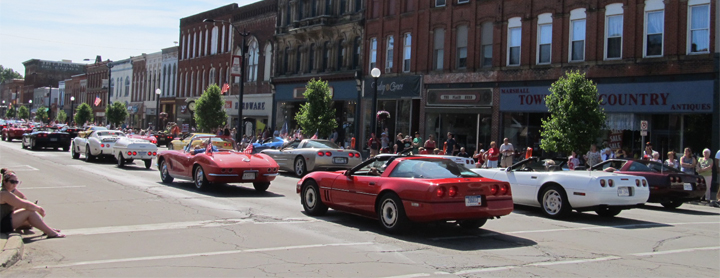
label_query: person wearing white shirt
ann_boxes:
[601,148,615,161]
[499,138,514,168]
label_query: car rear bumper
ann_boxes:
[403,197,514,222]
[206,174,277,184]
[648,186,705,203]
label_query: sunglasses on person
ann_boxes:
[6,180,20,185]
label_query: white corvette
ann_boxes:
[472,157,649,218]
[71,130,125,161]
[112,137,158,169]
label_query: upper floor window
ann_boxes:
[456,25,468,69]
[356,0,362,12]
[507,17,521,66]
[247,40,259,81]
[337,40,345,69]
[369,38,378,70]
[124,77,130,97]
[570,9,586,62]
[296,48,302,73]
[325,0,332,16]
[385,36,394,72]
[605,4,623,60]
[209,68,216,85]
[309,44,316,72]
[324,42,331,71]
[283,47,290,74]
[433,28,445,70]
[688,0,710,54]
[537,13,552,64]
[435,0,446,7]
[211,26,219,55]
[402,33,411,72]
[458,0,469,4]
[311,0,318,17]
[340,0,347,15]
[263,44,273,81]
[353,37,362,69]
[644,0,664,57]
[480,22,493,67]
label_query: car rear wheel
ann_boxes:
[85,145,95,161]
[31,140,38,150]
[595,207,622,217]
[661,200,683,209]
[71,143,80,159]
[458,218,488,229]
[540,185,571,218]
[144,159,152,169]
[301,180,328,215]
[294,157,307,177]
[21,140,27,149]
[378,193,409,234]
[253,182,270,192]
[194,165,210,190]
[117,154,126,168]
[159,159,173,183]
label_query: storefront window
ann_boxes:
[502,112,548,156]
[425,110,491,154]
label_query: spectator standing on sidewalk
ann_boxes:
[697,148,714,202]
[412,132,423,154]
[445,132,456,156]
[568,151,580,170]
[665,151,680,169]
[367,133,379,158]
[679,147,697,175]
[424,134,437,151]
[584,144,602,167]
[499,138,514,168]
[486,141,500,168]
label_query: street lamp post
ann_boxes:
[370,68,381,139]
[155,88,161,130]
[70,96,75,125]
[106,60,114,125]
[203,18,249,143]
[47,87,52,123]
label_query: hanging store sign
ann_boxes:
[426,89,492,106]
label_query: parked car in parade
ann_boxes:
[112,136,159,169]
[376,151,477,169]
[127,134,158,145]
[157,135,279,192]
[590,159,706,209]
[59,125,83,139]
[261,139,363,177]
[296,155,513,233]
[21,126,71,151]
[252,137,286,153]
[2,124,32,142]
[152,132,175,147]
[472,157,650,218]
[168,133,214,150]
[0,119,6,131]
[71,129,124,161]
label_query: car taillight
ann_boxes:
[148,151,152,156]
[490,184,499,195]
[101,144,105,147]
[436,186,446,197]
[600,179,606,187]
[669,176,675,183]
[152,152,157,156]
[448,186,458,197]
[317,151,324,156]
[642,179,647,187]
[132,151,137,156]
[635,179,641,187]
[608,179,614,187]
[499,184,509,195]
[325,151,332,156]
[697,177,704,184]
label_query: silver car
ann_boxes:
[261,139,363,177]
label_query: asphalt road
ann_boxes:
[0,139,718,277]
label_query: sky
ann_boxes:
[0,0,256,76]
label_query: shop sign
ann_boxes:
[182,124,189,133]
[95,112,105,117]
[225,101,233,109]
[426,89,492,106]
[608,131,623,150]
[146,108,156,115]
[294,87,333,99]
[499,80,714,113]
[180,105,187,113]
[363,75,421,98]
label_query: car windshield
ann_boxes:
[633,160,681,173]
[388,159,480,179]
[513,158,567,172]
[591,160,627,171]
[304,140,339,149]
[188,136,237,151]
[96,131,125,137]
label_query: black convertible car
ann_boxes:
[22,127,71,151]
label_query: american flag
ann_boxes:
[243,143,254,154]
[310,130,318,140]
[94,96,102,106]
[221,83,230,94]
[279,122,289,138]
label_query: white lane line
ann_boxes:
[631,246,720,257]
[2,165,39,171]
[507,221,720,235]
[62,218,314,236]
[21,185,87,190]
[382,273,432,278]
[36,242,374,269]
[454,266,517,275]
[527,256,622,266]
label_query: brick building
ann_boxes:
[0,79,25,112]
[86,57,112,124]
[160,46,179,128]
[274,0,365,147]
[366,0,716,156]
[62,74,87,124]
[21,59,85,115]
[130,55,146,128]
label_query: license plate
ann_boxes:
[465,196,483,206]
[242,172,256,180]
[333,157,347,164]
[618,187,630,197]
[50,138,58,141]
[683,183,693,191]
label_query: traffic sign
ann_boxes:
[640,120,648,131]
[641,130,648,136]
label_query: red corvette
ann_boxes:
[2,124,33,142]
[127,134,157,145]
[296,155,513,233]
[157,135,279,192]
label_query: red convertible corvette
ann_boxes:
[2,124,32,142]
[157,135,279,192]
[296,155,513,233]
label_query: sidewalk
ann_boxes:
[0,232,24,269]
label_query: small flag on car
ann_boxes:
[244,143,254,154]
[310,129,318,140]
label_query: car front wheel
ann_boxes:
[294,157,307,177]
[540,185,571,218]
[378,193,409,234]
[194,165,210,190]
[159,159,173,183]
[301,180,328,215]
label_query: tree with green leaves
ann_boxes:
[74,103,94,126]
[295,79,337,139]
[17,106,29,120]
[35,106,49,123]
[194,84,227,132]
[0,65,23,83]
[5,105,17,119]
[56,110,67,124]
[106,101,128,128]
[540,71,606,154]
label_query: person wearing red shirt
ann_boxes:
[486,141,500,168]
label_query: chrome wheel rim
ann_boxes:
[304,186,317,209]
[194,167,204,189]
[295,159,305,176]
[543,190,562,215]
[381,199,398,227]
[161,162,169,179]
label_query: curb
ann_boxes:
[0,233,24,269]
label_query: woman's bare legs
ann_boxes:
[11,210,63,237]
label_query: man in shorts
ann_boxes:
[499,138,515,168]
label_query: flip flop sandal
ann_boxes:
[46,233,66,239]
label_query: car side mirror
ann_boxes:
[505,167,512,172]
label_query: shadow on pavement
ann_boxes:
[156,181,286,198]
[511,204,673,229]
[638,203,720,216]
[304,211,537,251]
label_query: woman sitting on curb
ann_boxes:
[1,169,64,238]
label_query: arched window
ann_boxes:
[323,42,331,71]
[284,47,290,74]
[308,43,316,72]
[353,37,361,69]
[201,69,206,93]
[263,44,272,81]
[219,67,224,87]
[507,17,521,66]
[569,9,587,62]
[369,38,377,70]
[337,40,345,69]
[537,13,553,64]
[125,77,130,97]
[456,26,468,69]
[385,36,394,72]
[296,47,302,73]
[248,40,259,81]
[209,68,216,85]
[211,26,219,55]
[403,33,411,72]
